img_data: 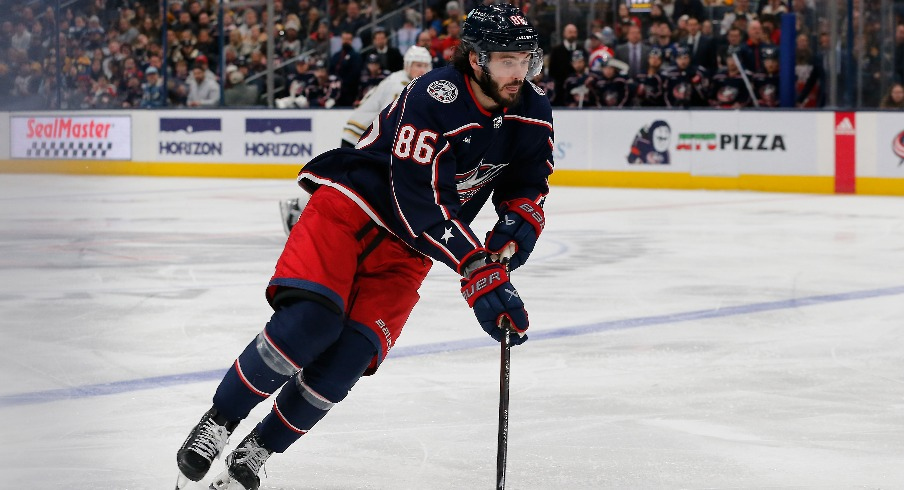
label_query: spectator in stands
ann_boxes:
[719,0,756,36]
[11,21,32,54]
[587,31,614,73]
[303,19,331,61]
[395,11,422,55]
[672,0,705,23]
[280,17,304,60]
[893,23,904,84]
[615,4,641,44]
[370,27,403,72]
[186,62,219,107]
[758,0,788,18]
[330,30,362,106]
[141,65,165,107]
[683,16,717,73]
[90,74,117,108]
[443,1,467,29]
[648,2,672,33]
[879,82,904,109]
[790,0,816,37]
[302,6,323,41]
[422,5,444,35]
[195,29,217,67]
[759,14,782,46]
[302,58,340,107]
[795,32,824,108]
[616,24,651,79]
[416,29,445,68]
[548,23,583,107]
[120,73,144,108]
[225,69,260,106]
[334,1,367,40]
[433,20,461,62]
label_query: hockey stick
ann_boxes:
[497,315,512,490]
[732,52,760,108]
[493,245,516,490]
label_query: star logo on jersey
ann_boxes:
[427,80,458,103]
[441,227,455,243]
[493,116,503,129]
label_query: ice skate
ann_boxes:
[278,198,303,235]
[176,407,239,484]
[208,429,273,490]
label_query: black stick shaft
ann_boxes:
[496,323,511,490]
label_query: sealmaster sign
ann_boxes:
[11,116,131,160]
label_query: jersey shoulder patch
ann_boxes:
[427,79,459,103]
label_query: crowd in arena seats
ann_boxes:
[1,0,903,110]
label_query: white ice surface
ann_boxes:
[1,175,903,489]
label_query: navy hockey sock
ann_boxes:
[213,299,344,422]
[256,327,376,453]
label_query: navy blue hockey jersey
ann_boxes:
[298,65,555,275]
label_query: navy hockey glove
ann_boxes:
[485,198,545,272]
[461,262,528,345]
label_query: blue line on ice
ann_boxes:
[2,284,903,408]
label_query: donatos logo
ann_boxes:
[677,133,786,151]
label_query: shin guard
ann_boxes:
[256,327,377,453]
[212,299,344,422]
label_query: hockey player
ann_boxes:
[590,54,630,108]
[752,46,780,107]
[278,46,433,234]
[355,53,390,105]
[175,4,553,490]
[562,49,596,108]
[341,46,433,148]
[709,46,753,109]
[633,47,666,107]
[662,46,710,108]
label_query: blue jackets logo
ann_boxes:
[159,118,222,155]
[245,118,313,157]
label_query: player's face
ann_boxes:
[407,61,430,79]
[478,51,531,108]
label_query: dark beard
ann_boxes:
[475,68,523,110]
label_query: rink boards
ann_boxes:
[0,109,902,196]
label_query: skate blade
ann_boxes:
[175,472,190,489]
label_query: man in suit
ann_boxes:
[615,24,650,79]
[683,17,717,73]
[548,23,584,106]
[369,27,404,72]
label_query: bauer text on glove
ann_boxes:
[460,262,528,345]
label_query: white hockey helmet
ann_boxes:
[404,46,433,70]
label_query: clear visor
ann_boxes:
[480,49,543,79]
